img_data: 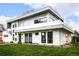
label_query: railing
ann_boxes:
[15,20,63,31]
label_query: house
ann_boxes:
[0,24,5,43]
[71,31,79,43]
[7,6,73,46]
[3,29,12,43]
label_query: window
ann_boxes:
[34,20,39,24]
[40,17,47,23]
[13,34,14,40]
[34,17,47,24]
[41,32,46,43]
[13,25,14,28]
[15,38,17,41]
[29,33,32,43]
[13,30,14,33]
[4,35,8,37]
[15,33,17,35]
[35,33,39,35]
[47,32,53,43]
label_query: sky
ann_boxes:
[0,3,79,31]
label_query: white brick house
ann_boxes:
[7,6,73,46]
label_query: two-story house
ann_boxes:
[7,6,73,46]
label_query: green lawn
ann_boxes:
[0,43,79,56]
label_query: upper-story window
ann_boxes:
[34,17,47,24]
[49,17,54,22]
[18,21,24,27]
[12,23,17,28]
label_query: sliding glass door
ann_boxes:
[29,33,32,43]
[47,32,53,43]
[25,34,28,43]
[41,32,53,43]
[41,32,46,43]
[25,33,32,43]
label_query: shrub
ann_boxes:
[10,41,13,43]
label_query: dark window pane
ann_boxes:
[4,35,8,37]
[35,33,39,35]
[41,32,46,43]
[34,20,39,24]
[15,38,17,41]
[15,33,17,35]
[13,25,14,28]
[47,32,53,43]
[29,33,32,43]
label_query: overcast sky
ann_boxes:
[0,3,79,31]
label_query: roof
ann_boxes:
[7,6,64,23]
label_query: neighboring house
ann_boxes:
[3,29,12,43]
[0,24,5,43]
[71,31,79,43]
[7,6,73,46]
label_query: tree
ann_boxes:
[74,30,79,35]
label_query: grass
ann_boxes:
[0,43,79,56]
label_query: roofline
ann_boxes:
[7,6,64,23]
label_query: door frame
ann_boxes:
[18,33,21,43]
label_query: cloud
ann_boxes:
[0,16,14,29]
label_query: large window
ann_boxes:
[34,17,47,24]
[41,32,46,43]
[34,20,39,24]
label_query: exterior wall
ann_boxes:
[68,34,71,42]
[32,32,41,44]
[53,30,60,45]
[11,13,59,28]
[60,29,71,45]
[12,29,71,46]
[60,30,66,45]
[3,31,12,42]
[17,13,48,27]
[13,33,19,43]
[21,33,25,43]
